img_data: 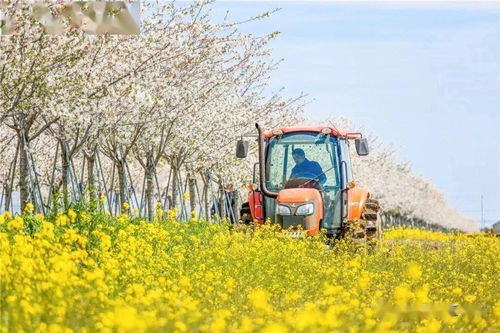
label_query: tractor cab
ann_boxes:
[265,130,344,232]
[237,124,374,239]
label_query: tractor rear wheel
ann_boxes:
[344,198,382,243]
[362,198,382,242]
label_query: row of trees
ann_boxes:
[0,0,476,231]
[0,0,302,220]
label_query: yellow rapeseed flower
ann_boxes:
[406,262,423,281]
[0,217,497,332]
[117,214,128,225]
[248,288,272,313]
[494,300,500,319]
[465,294,477,303]
[167,209,177,220]
[417,318,442,333]
[100,305,144,331]
[24,202,35,213]
[56,214,69,226]
[7,216,23,231]
[393,285,413,306]
[174,321,187,332]
[67,209,77,223]
[262,322,289,333]
[357,272,370,289]
[80,211,91,223]
[122,202,130,211]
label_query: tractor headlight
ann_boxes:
[277,204,292,215]
[295,203,314,216]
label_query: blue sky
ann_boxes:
[212,1,500,226]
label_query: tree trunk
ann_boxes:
[60,141,70,210]
[116,159,127,213]
[85,153,96,210]
[218,182,226,219]
[202,178,209,221]
[232,189,241,222]
[3,183,11,212]
[188,174,196,217]
[86,153,96,199]
[4,146,18,211]
[171,165,178,210]
[167,195,173,211]
[18,134,30,212]
[145,155,154,221]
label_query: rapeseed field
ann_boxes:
[1,208,499,332]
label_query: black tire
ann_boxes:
[240,202,252,224]
[362,198,382,242]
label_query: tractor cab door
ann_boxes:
[338,139,354,227]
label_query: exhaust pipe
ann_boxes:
[255,123,278,198]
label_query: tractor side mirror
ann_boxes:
[355,138,369,156]
[236,140,249,158]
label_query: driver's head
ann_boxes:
[292,148,306,165]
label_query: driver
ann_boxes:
[290,148,327,185]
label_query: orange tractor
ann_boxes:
[236,124,381,241]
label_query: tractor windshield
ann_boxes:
[264,131,343,229]
[265,132,340,191]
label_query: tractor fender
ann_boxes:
[249,190,264,225]
[347,187,370,220]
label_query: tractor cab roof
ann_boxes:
[263,126,359,139]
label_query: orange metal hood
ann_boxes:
[277,188,322,203]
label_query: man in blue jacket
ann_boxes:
[290,148,327,185]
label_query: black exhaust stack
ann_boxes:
[255,123,278,198]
